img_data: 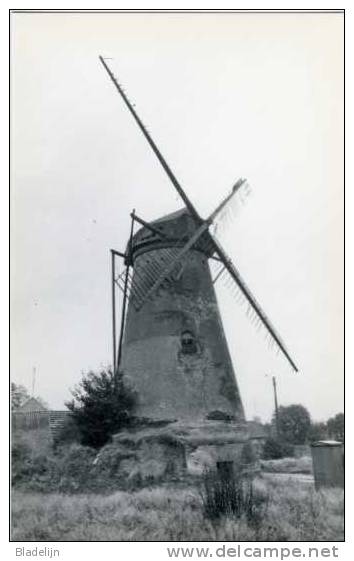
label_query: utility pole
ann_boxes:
[31,366,36,397]
[272,375,280,439]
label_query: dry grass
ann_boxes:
[11,477,343,542]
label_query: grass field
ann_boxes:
[11,476,344,542]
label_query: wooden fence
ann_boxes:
[12,410,71,440]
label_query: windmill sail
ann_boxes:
[100,56,298,374]
[129,246,190,309]
[209,233,298,372]
[99,56,201,222]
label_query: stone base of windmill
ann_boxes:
[93,420,256,487]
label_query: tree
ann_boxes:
[65,368,137,449]
[327,413,344,442]
[308,421,328,442]
[11,383,48,411]
[275,404,311,445]
[11,383,30,410]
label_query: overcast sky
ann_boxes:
[11,11,343,421]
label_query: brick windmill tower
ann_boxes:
[122,204,246,424]
[99,56,298,475]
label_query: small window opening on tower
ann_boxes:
[180,330,198,355]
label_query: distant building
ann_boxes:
[13,397,49,430]
[13,398,70,437]
[17,397,47,412]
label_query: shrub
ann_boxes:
[11,438,33,486]
[55,444,97,493]
[54,415,81,447]
[11,427,99,493]
[66,368,137,449]
[11,428,56,490]
[12,441,58,492]
[262,437,294,460]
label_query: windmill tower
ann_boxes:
[122,206,245,423]
[99,56,298,476]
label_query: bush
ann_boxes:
[54,415,81,447]
[66,368,137,449]
[262,437,294,460]
[201,467,267,526]
[12,441,58,492]
[11,427,99,493]
[55,444,97,493]
[11,428,55,490]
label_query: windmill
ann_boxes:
[100,56,298,425]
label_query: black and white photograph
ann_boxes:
[10,9,344,544]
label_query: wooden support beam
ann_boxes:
[130,212,168,239]
[110,248,126,259]
[110,250,117,375]
[116,209,136,372]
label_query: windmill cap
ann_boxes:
[127,207,214,261]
